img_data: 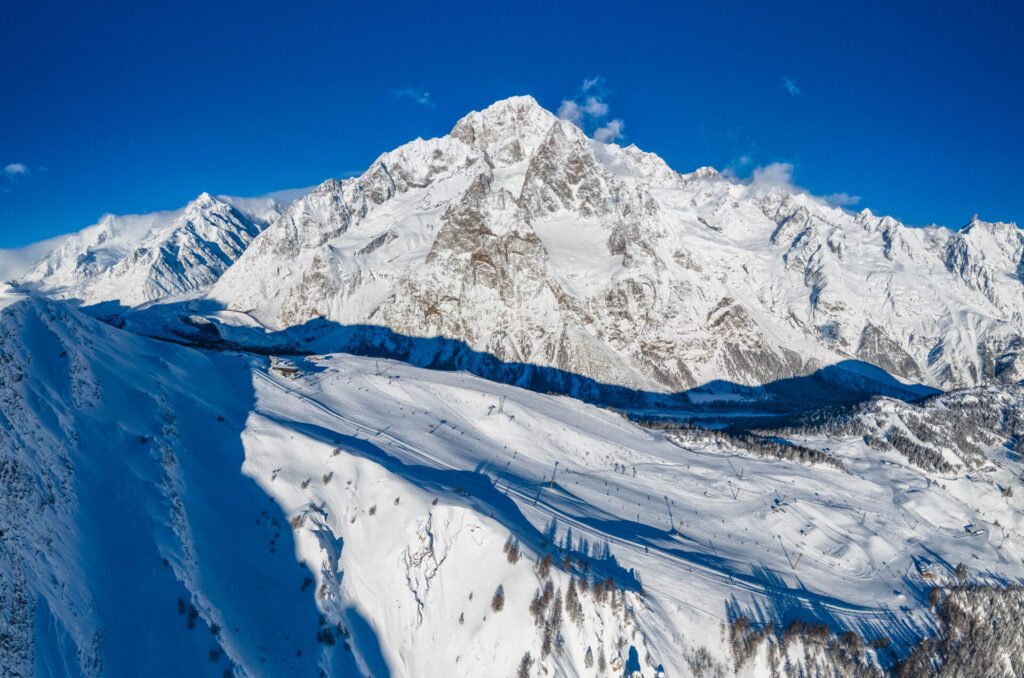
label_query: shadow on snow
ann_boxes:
[57,295,959,670]
[95,297,940,421]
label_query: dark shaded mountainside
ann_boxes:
[105,297,936,412]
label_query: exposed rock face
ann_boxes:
[205,95,1024,395]
[518,119,619,219]
[449,94,556,167]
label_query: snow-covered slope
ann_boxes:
[4,293,1024,677]
[17,188,306,308]
[0,233,76,283]
[203,95,1022,396]
[0,292,333,676]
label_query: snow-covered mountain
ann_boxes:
[201,96,1023,396]
[15,188,307,308]
[14,96,1022,398]
[5,95,1024,677]
[3,289,1024,678]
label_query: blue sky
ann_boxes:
[1,0,1021,247]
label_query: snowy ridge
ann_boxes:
[4,293,1024,676]
[201,96,1023,395]
[13,95,1023,394]
[15,189,306,308]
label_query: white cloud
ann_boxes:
[731,161,863,210]
[593,119,624,143]
[2,163,31,192]
[0,230,73,280]
[390,87,435,108]
[4,163,29,178]
[750,162,795,191]
[782,76,801,96]
[559,78,626,144]
[558,96,608,126]
[580,96,608,118]
[557,100,582,125]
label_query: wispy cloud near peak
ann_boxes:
[782,76,801,96]
[390,87,435,108]
[726,161,862,210]
[823,192,861,207]
[558,77,624,144]
[593,119,624,143]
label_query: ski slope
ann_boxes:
[239,349,1024,675]
[3,293,1024,676]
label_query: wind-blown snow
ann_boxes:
[15,187,311,308]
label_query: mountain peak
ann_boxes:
[190,191,218,208]
[688,166,719,179]
[449,95,558,168]
[958,215,1021,239]
[465,94,546,119]
[312,178,345,196]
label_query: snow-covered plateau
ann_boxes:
[2,96,1023,677]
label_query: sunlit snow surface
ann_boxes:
[4,290,1024,677]
[245,351,1024,675]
